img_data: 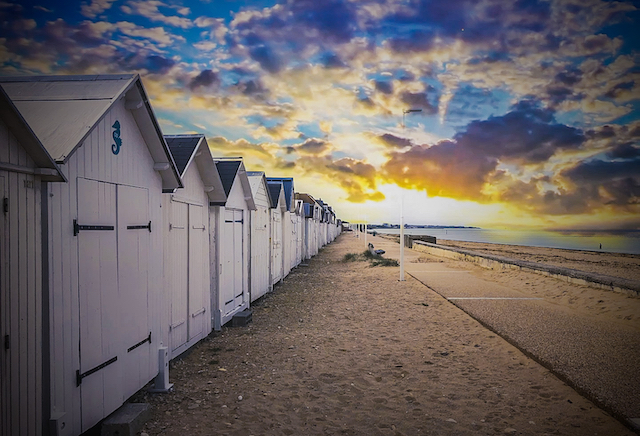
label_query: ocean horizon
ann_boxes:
[371,227,640,255]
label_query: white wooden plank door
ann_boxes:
[76,178,121,432]
[0,175,7,436]
[290,214,297,270]
[188,204,206,340]
[168,201,188,353]
[232,210,244,308]
[250,208,270,302]
[221,209,245,318]
[271,211,282,283]
[220,209,235,316]
[117,184,151,400]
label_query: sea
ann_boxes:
[371,228,640,255]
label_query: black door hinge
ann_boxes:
[73,219,115,236]
[3,198,7,215]
[76,356,118,386]
[4,335,9,350]
[127,221,152,232]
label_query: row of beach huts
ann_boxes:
[0,74,341,436]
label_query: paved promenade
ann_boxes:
[366,233,640,429]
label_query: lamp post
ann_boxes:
[400,108,422,281]
[364,215,367,249]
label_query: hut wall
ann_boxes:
[249,184,271,302]
[213,176,250,329]
[270,208,283,284]
[282,211,292,278]
[162,165,211,360]
[0,118,44,436]
[46,99,164,435]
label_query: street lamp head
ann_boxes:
[403,108,423,114]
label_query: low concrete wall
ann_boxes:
[412,241,640,297]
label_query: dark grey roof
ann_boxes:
[216,160,241,197]
[267,177,294,210]
[267,182,282,209]
[164,135,202,177]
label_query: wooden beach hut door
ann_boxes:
[271,211,282,283]
[188,204,206,340]
[76,179,151,430]
[168,202,207,353]
[221,209,244,316]
[168,201,188,353]
[117,184,151,400]
[76,178,121,430]
[0,175,7,436]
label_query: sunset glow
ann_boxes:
[2,0,638,230]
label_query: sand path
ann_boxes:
[139,234,634,435]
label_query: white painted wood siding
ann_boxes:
[271,210,283,284]
[213,171,250,328]
[46,99,164,435]
[249,182,270,302]
[162,164,211,361]
[282,212,292,277]
[0,118,43,436]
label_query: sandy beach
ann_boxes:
[136,233,637,435]
[437,239,640,282]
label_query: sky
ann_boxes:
[1,0,639,230]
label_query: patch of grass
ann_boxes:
[362,250,378,260]
[371,258,399,267]
[342,252,360,262]
[343,250,398,267]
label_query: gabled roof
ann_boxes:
[0,86,65,182]
[266,177,294,211]
[295,192,317,205]
[266,181,287,212]
[164,134,226,203]
[212,158,256,209]
[267,183,281,209]
[216,160,241,198]
[246,171,273,207]
[0,74,181,190]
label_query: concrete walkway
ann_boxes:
[363,233,640,429]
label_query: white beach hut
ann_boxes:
[293,199,304,266]
[247,171,273,302]
[267,180,287,285]
[0,74,182,435]
[162,135,226,359]
[210,158,256,329]
[0,86,65,436]
[267,177,295,276]
[296,193,321,259]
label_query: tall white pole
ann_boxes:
[400,197,405,281]
[364,215,367,248]
[399,108,420,282]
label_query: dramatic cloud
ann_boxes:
[0,0,638,226]
[189,69,220,90]
[382,100,587,202]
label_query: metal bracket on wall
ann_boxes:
[76,356,118,386]
[127,221,152,232]
[127,332,152,353]
[73,219,114,236]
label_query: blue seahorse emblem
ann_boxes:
[111,120,122,155]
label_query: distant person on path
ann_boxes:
[599,243,602,250]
